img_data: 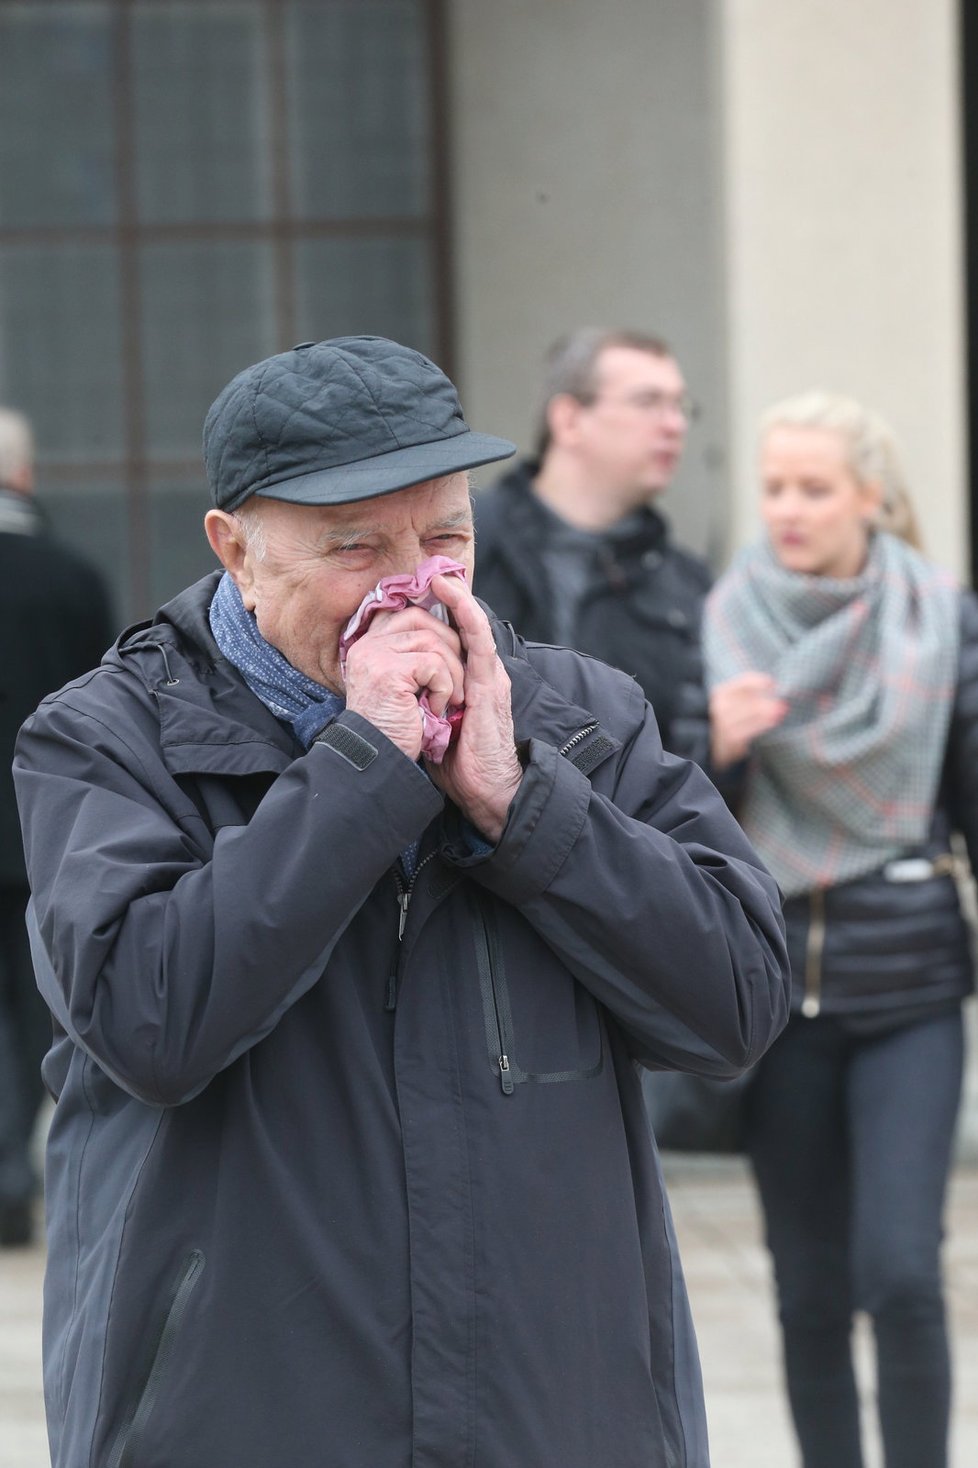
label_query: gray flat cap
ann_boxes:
[203,336,516,511]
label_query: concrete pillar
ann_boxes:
[719,0,968,574]
[447,0,729,560]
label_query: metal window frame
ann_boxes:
[0,0,453,613]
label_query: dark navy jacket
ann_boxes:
[778,590,978,1029]
[0,495,112,886]
[474,463,713,769]
[14,573,788,1468]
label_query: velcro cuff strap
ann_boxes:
[563,732,615,776]
[315,722,378,771]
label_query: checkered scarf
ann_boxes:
[702,533,959,896]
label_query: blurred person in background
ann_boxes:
[0,407,113,1246]
[474,328,713,767]
[704,390,976,1468]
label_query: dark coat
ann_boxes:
[771,590,978,1028]
[0,499,113,886]
[474,462,713,768]
[14,572,788,1468]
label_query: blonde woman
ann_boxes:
[704,392,975,1468]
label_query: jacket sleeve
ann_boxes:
[14,692,443,1106]
[662,672,713,774]
[942,587,978,867]
[459,692,790,1077]
[660,553,714,775]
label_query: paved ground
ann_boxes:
[2,1157,976,1466]
[665,1155,978,1467]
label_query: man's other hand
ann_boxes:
[424,576,523,843]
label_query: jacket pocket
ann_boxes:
[471,895,604,1094]
[107,1249,205,1468]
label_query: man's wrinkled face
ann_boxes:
[574,347,690,501]
[211,473,474,691]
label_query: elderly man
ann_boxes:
[14,337,787,1468]
[475,328,712,766]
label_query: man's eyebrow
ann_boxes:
[429,509,474,531]
[313,506,473,550]
[316,524,373,548]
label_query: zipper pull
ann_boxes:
[386,888,411,1011]
[498,1054,515,1095]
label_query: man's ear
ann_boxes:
[204,510,255,604]
[545,393,583,449]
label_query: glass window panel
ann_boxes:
[0,3,116,229]
[287,0,430,220]
[38,481,127,632]
[294,236,435,358]
[148,481,217,615]
[0,244,125,462]
[132,1,271,225]
[140,240,277,459]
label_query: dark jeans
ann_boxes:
[746,1010,964,1468]
[0,886,49,1206]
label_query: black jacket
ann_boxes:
[0,495,113,886]
[14,573,788,1468]
[474,462,712,767]
[769,590,978,1028]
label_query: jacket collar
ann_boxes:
[490,613,620,768]
[493,458,673,560]
[109,572,618,780]
[0,486,42,537]
[111,573,298,778]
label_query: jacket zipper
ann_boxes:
[385,851,438,1011]
[474,904,515,1094]
[559,722,599,759]
[391,722,597,1016]
[801,888,826,1017]
[108,1250,205,1468]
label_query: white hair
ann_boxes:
[0,407,33,489]
[231,501,269,561]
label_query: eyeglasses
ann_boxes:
[586,390,699,421]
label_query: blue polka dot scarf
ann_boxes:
[208,572,344,749]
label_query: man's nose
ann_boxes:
[403,544,449,576]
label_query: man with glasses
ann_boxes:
[475,329,712,766]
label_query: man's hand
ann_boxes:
[424,576,523,843]
[709,671,788,771]
[343,605,466,761]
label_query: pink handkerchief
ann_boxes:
[339,556,467,762]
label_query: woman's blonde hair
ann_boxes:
[759,390,923,550]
